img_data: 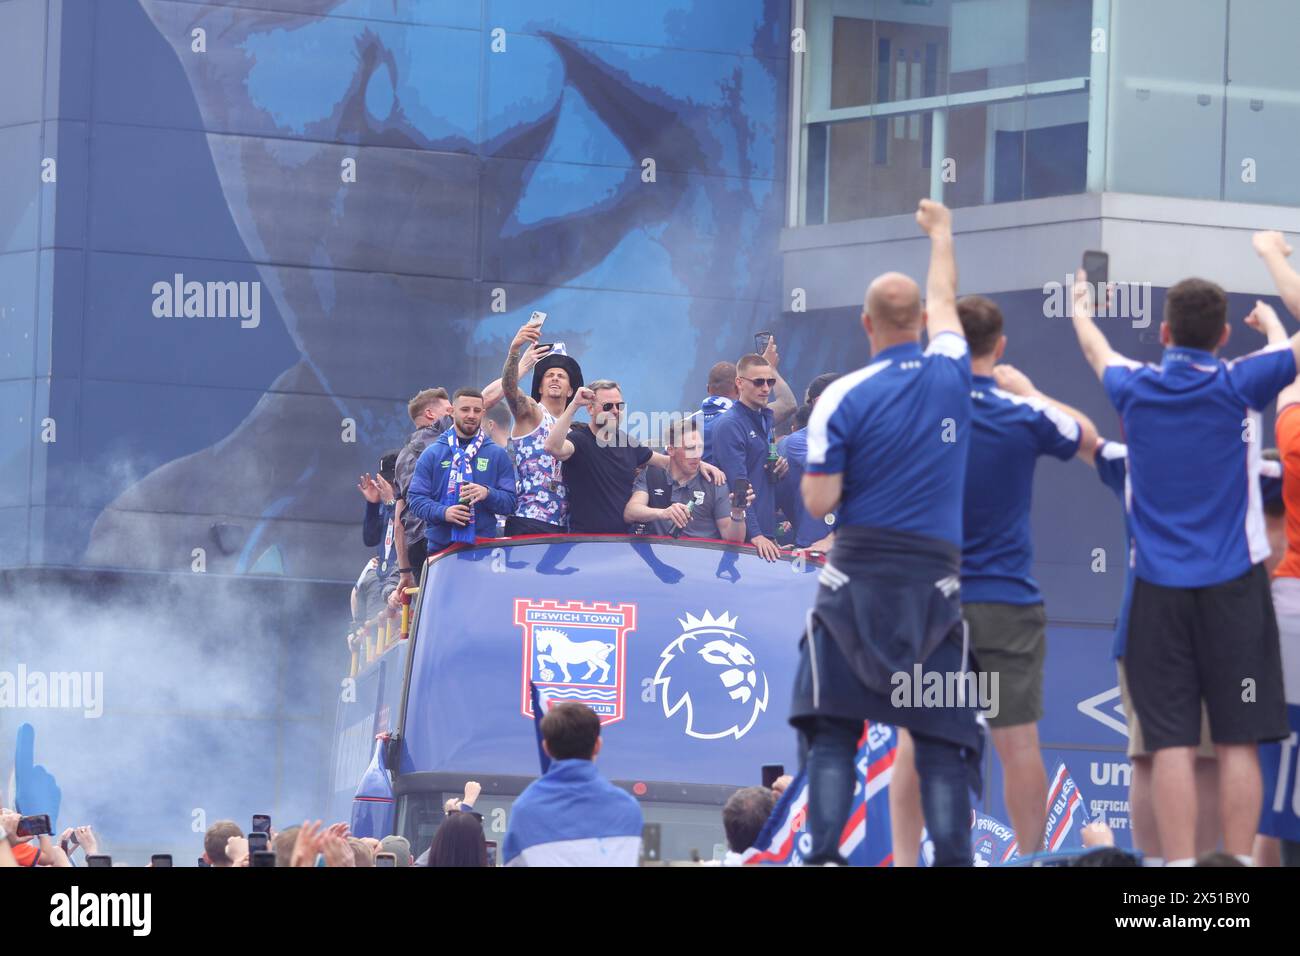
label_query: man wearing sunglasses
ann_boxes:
[544,381,724,533]
[711,354,790,561]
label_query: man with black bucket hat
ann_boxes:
[500,322,585,535]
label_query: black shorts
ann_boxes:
[504,515,566,536]
[1125,563,1288,751]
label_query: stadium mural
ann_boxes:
[4,0,790,580]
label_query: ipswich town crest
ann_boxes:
[517,599,637,726]
[654,610,769,740]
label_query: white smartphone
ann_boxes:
[528,311,547,328]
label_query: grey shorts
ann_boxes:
[964,602,1046,728]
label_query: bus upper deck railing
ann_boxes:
[347,586,419,677]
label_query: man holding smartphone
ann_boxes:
[406,388,518,552]
[711,353,789,561]
[792,199,980,866]
[500,319,584,534]
[1070,243,1300,866]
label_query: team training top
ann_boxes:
[961,375,1081,604]
[1103,343,1296,588]
[806,332,972,548]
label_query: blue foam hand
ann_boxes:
[13,724,61,827]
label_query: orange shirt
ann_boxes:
[1274,403,1300,578]
[11,842,39,866]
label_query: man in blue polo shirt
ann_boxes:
[1090,435,1244,866]
[712,354,790,561]
[791,198,981,866]
[957,296,1097,856]
[1070,259,1300,865]
[777,373,840,551]
[405,387,517,553]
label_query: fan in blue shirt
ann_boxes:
[406,388,517,553]
[712,354,789,561]
[956,294,1096,857]
[794,198,978,867]
[777,373,842,550]
[1069,245,1300,865]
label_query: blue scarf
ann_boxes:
[443,428,486,544]
[701,395,733,421]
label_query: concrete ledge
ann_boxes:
[783,192,1300,308]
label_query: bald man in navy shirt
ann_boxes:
[790,199,981,867]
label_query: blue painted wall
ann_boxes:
[0,0,791,582]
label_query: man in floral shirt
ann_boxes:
[500,322,584,534]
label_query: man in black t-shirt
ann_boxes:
[544,379,726,533]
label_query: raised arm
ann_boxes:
[1254,231,1300,318]
[1253,231,1300,373]
[543,388,591,461]
[1246,299,1300,411]
[915,199,961,341]
[992,364,1100,463]
[1070,269,1121,379]
[496,324,544,428]
[762,337,798,426]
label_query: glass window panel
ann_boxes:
[830,12,876,109]
[806,122,830,225]
[819,110,934,222]
[1026,0,1092,84]
[1223,0,1300,205]
[949,0,1025,94]
[824,118,873,222]
[800,0,1094,224]
[1107,0,1227,199]
[1023,89,1089,198]
[942,98,1027,208]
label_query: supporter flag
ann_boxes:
[529,681,552,774]
[919,762,1090,864]
[12,723,61,828]
[1042,760,1090,852]
[741,722,896,866]
[922,811,1020,866]
[349,734,395,839]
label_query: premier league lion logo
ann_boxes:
[653,611,769,740]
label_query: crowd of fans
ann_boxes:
[348,319,839,642]
[0,699,1255,867]
[335,205,1300,868]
